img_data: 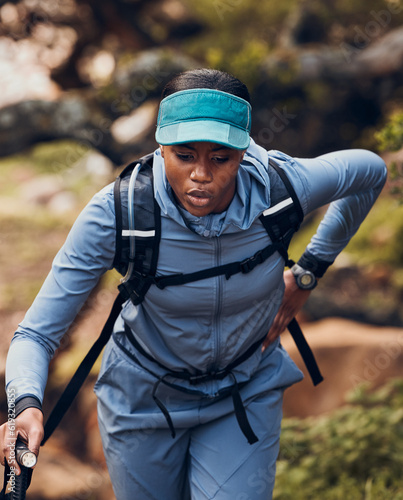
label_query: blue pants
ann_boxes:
[95,338,301,500]
[98,390,282,499]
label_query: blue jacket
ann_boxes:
[6,140,387,408]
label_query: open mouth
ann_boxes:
[186,190,213,207]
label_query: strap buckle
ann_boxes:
[240,251,264,274]
[118,270,155,305]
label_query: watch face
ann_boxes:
[292,265,317,290]
[300,273,314,287]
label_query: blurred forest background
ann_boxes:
[0,0,402,498]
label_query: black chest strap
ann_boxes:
[120,239,288,299]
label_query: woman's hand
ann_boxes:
[262,269,314,351]
[0,407,43,474]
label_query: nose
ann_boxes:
[190,159,213,183]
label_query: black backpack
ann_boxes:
[40,152,323,448]
[113,152,303,305]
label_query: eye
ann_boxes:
[176,153,194,162]
[212,156,229,164]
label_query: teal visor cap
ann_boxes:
[155,88,252,150]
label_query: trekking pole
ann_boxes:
[11,441,36,500]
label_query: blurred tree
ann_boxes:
[0,0,202,163]
[1,0,403,162]
[0,0,203,89]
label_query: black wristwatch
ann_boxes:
[291,263,318,290]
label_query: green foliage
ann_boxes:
[0,140,90,176]
[375,111,403,152]
[274,378,403,499]
[205,39,269,89]
[290,196,403,268]
[0,139,92,198]
[344,197,403,267]
[183,0,298,88]
[0,139,111,205]
[28,140,91,174]
[375,111,403,199]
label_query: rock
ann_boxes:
[47,191,78,214]
[49,95,90,135]
[282,318,403,418]
[111,99,159,144]
[78,151,114,181]
[251,25,403,156]
[355,25,403,77]
[110,47,198,113]
[261,25,403,84]
[21,175,64,205]
[0,96,124,164]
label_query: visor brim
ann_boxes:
[156,120,250,150]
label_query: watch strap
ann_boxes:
[297,250,333,278]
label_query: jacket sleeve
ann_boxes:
[5,184,117,406]
[273,149,387,275]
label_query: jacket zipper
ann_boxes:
[211,235,222,372]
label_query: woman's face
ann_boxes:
[160,142,245,217]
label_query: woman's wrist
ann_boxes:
[297,250,333,279]
[14,396,43,418]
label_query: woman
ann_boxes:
[1,69,387,499]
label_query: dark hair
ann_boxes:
[162,68,251,104]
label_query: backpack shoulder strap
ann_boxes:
[114,153,161,304]
[259,158,304,265]
[268,158,304,220]
[113,153,160,277]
